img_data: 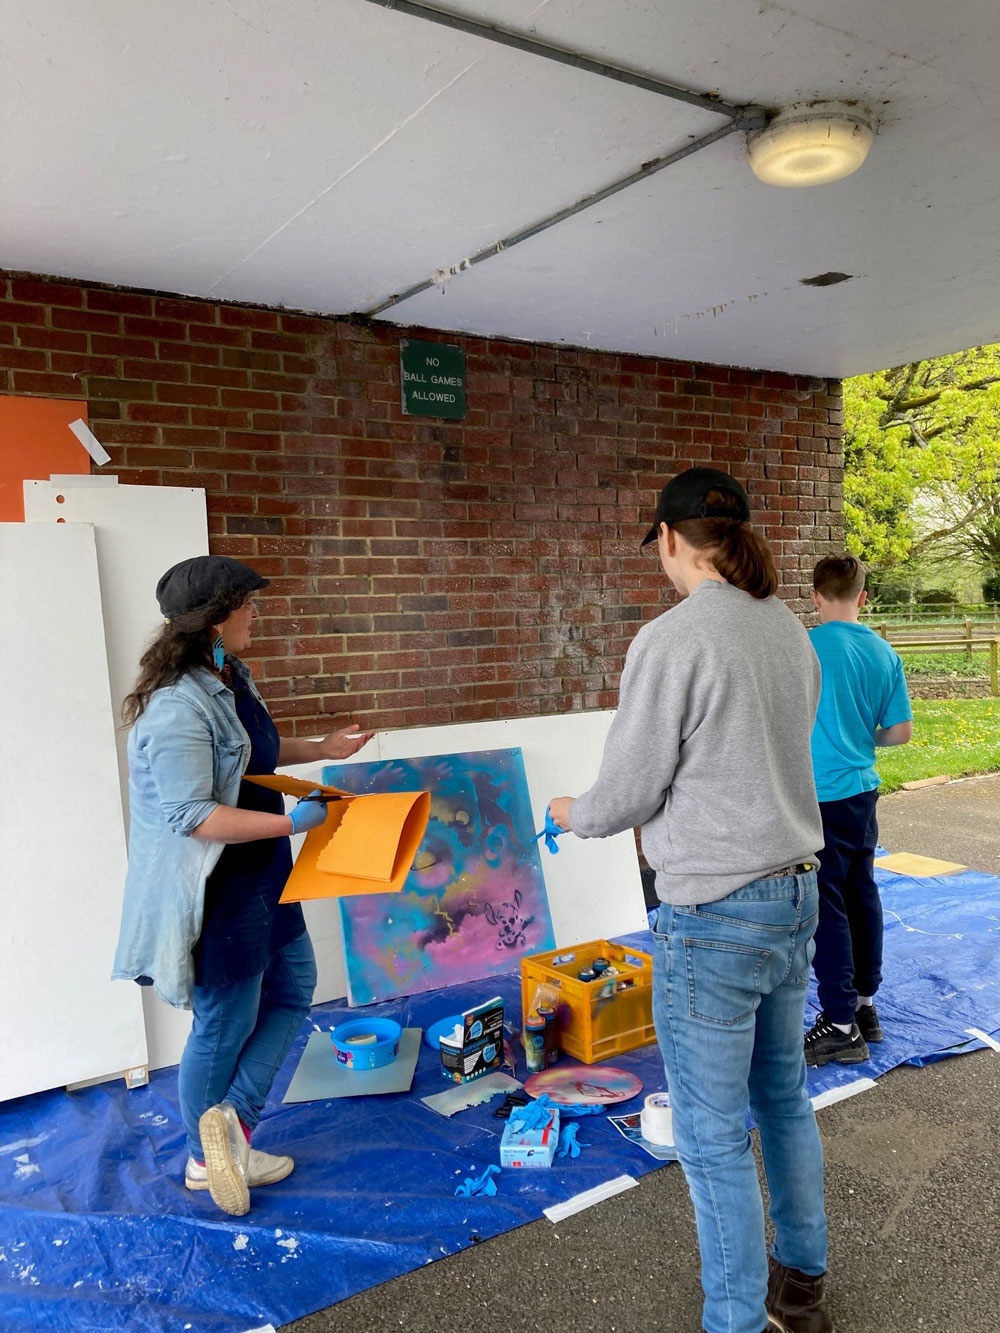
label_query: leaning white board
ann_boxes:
[371,712,647,948]
[276,710,646,1008]
[24,479,209,1073]
[23,479,208,822]
[0,523,147,1100]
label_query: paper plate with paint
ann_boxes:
[523,1065,643,1106]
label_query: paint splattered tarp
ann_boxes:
[1,865,999,1333]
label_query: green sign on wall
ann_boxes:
[400,338,466,420]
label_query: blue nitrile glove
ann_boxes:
[288,791,329,836]
[454,1164,500,1197]
[509,1094,556,1133]
[532,809,566,855]
[556,1123,586,1158]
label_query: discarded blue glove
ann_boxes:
[556,1102,606,1119]
[288,791,329,835]
[454,1163,501,1197]
[508,1093,556,1133]
[532,809,566,855]
[556,1122,586,1158]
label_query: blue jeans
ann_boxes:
[178,932,317,1159]
[652,871,827,1333]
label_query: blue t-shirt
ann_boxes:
[809,621,912,803]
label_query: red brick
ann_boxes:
[123,316,186,341]
[87,289,155,316]
[53,308,119,334]
[11,371,81,395]
[0,300,47,325]
[0,347,47,371]
[12,278,84,306]
[219,305,280,330]
[154,296,215,322]
[187,323,249,348]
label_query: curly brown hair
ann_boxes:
[121,587,248,725]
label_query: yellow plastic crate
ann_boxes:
[520,939,656,1065]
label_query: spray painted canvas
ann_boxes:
[323,748,556,1006]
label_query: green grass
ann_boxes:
[876,698,1000,793]
[899,649,988,679]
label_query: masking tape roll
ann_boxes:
[640,1092,674,1146]
[331,1018,401,1070]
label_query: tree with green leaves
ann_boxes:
[844,345,1000,580]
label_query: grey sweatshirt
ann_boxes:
[571,580,823,905]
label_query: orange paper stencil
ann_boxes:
[244,775,430,902]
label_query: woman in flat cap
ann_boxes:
[114,556,372,1216]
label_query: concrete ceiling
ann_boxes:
[2,0,999,375]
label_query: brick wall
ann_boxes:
[0,272,844,735]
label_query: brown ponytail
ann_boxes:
[669,489,777,600]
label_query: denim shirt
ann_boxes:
[112,661,266,1009]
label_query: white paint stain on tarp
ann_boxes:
[276,1234,300,1263]
[12,1155,40,1181]
[0,1134,48,1155]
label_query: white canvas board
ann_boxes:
[0,523,146,1100]
[24,480,209,1072]
[23,480,208,824]
[369,712,647,949]
[275,713,644,1008]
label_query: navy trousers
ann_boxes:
[813,790,882,1026]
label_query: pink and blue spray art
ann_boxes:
[323,748,556,1006]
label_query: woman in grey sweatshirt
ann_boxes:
[549,467,832,1333]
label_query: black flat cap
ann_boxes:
[156,556,269,617]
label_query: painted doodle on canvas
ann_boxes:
[324,748,556,1006]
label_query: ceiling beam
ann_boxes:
[361,0,747,119]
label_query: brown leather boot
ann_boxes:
[765,1256,833,1333]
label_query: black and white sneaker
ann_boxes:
[854,1002,883,1044]
[804,1012,870,1066]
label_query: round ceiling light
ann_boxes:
[747,103,874,187]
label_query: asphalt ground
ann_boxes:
[287,777,1000,1333]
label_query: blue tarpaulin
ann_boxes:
[1,865,998,1332]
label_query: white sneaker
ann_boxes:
[186,1148,294,1192]
[196,1103,251,1215]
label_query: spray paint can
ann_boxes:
[577,967,597,983]
[592,957,610,976]
[535,1002,558,1065]
[524,1010,547,1073]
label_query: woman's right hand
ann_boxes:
[287,792,329,836]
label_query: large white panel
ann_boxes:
[0,523,146,1100]
[281,712,647,1006]
[372,712,647,949]
[24,481,209,822]
[24,480,209,1071]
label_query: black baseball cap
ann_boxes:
[156,556,269,617]
[641,467,751,546]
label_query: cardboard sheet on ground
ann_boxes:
[245,775,430,900]
[283,1027,421,1102]
[875,851,966,877]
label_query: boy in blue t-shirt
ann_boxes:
[804,555,913,1066]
